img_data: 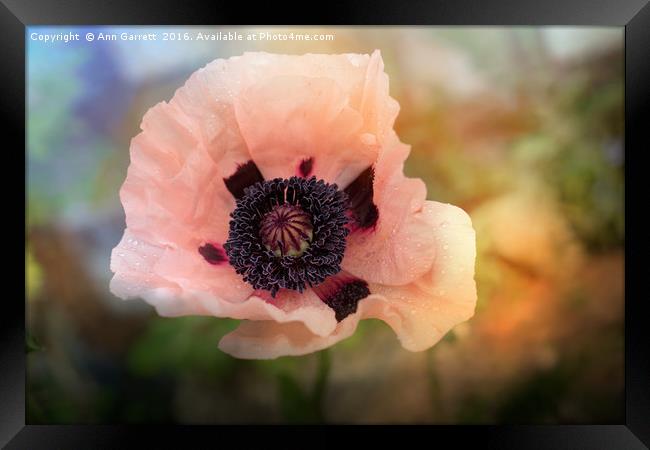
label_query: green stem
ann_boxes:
[427,347,444,422]
[312,349,331,423]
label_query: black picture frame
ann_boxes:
[6,0,649,447]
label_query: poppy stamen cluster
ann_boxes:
[224,176,349,297]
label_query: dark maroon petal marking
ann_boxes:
[344,166,379,230]
[198,243,227,265]
[298,157,313,177]
[223,160,264,200]
[313,273,370,322]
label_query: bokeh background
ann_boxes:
[26,26,624,424]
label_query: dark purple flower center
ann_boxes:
[223,176,349,296]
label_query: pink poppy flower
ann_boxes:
[110,50,477,359]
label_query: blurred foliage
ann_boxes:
[125,316,333,422]
[498,324,623,424]
[545,77,624,252]
[276,350,330,423]
[497,362,577,423]
[127,316,239,380]
[26,333,45,354]
[26,246,43,300]
[28,376,82,423]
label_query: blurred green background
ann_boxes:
[26,26,624,424]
